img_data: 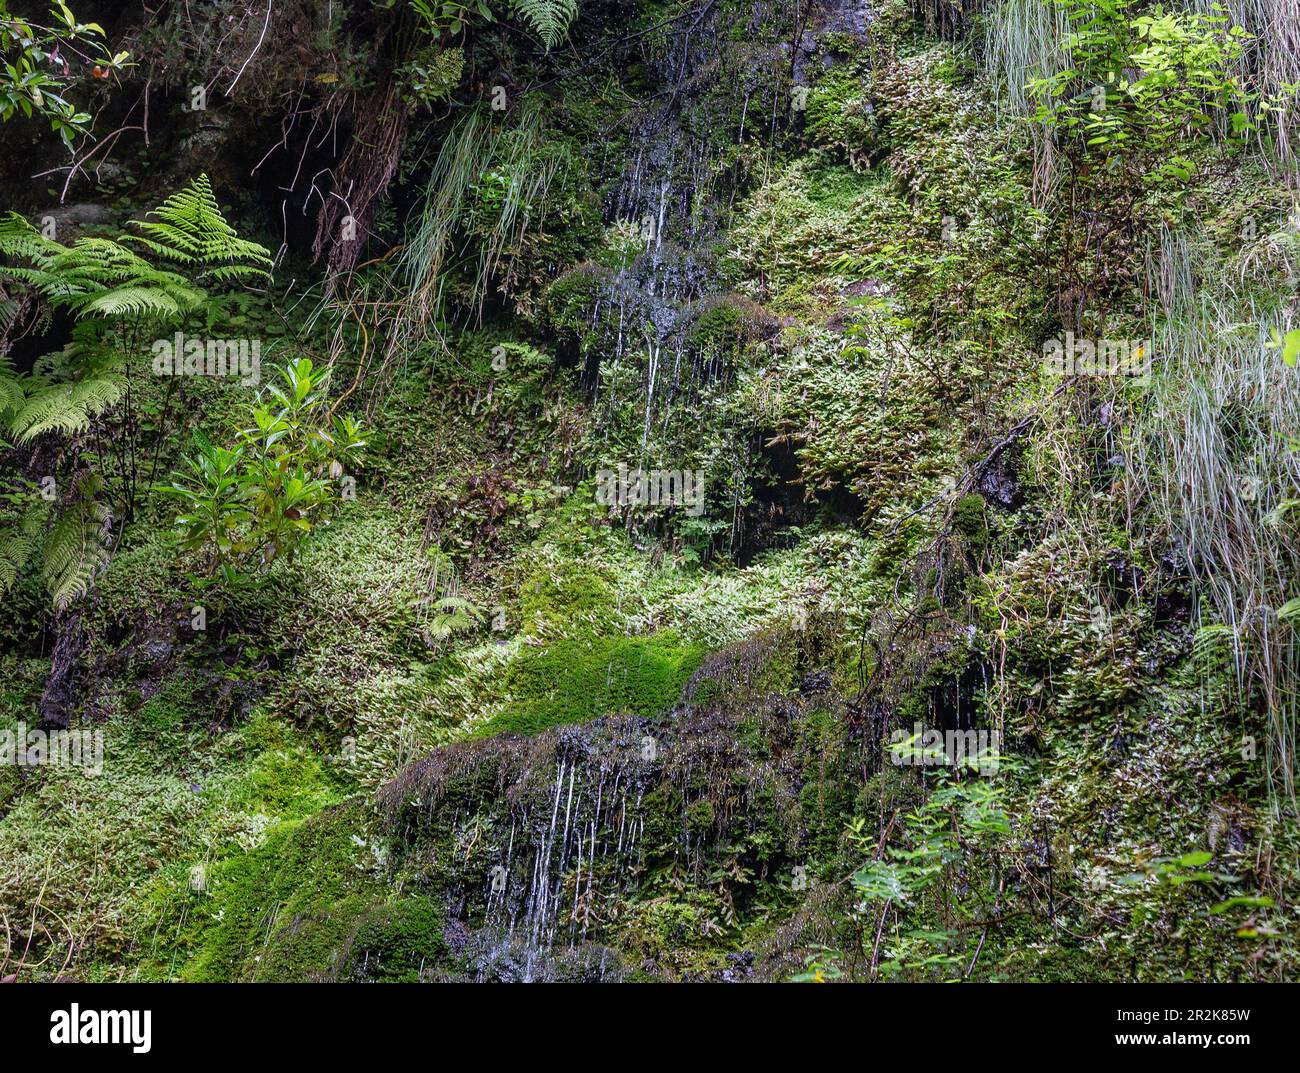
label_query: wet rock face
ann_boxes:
[379,625,856,981]
[976,451,1022,509]
[466,930,628,983]
[800,669,833,696]
[817,0,878,37]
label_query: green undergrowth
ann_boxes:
[147,799,427,982]
[2,0,1298,985]
[0,672,352,979]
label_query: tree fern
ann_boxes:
[0,221,206,318]
[0,176,270,322]
[512,0,578,49]
[77,283,194,318]
[5,322,125,444]
[0,176,269,451]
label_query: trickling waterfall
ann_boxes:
[469,743,655,982]
[377,627,825,982]
[416,1,880,981]
[568,0,878,534]
[588,4,741,471]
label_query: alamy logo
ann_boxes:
[49,1004,151,1053]
[594,464,705,517]
[0,721,102,775]
[1042,332,1150,381]
[888,723,1001,776]
[151,331,261,385]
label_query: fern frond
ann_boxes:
[512,0,578,48]
[0,266,54,286]
[0,212,62,266]
[11,375,124,443]
[204,264,273,284]
[1192,622,1236,659]
[40,475,110,610]
[0,530,34,592]
[77,284,190,318]
[0,355,24,418]
[128,174,272,278]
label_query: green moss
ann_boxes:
[224,735,338,821]
[803,63,878,169]
[476,630,704,738]
[539,262,612,347]
[686,798,716,836]
[895,643,974,726]
[953,493,989,548]
[338,896,446,982]
[685,295,771,357]
[136,681,188,734]
[174,800,391,982]
[796,706,854,855]
[638,784,683,851]
[518,558,620,635]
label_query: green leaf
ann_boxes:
[1210,896,1274,914]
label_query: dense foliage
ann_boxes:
[0,0,1297,985]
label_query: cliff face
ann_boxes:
[0,0,1297,983]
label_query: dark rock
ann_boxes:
[977,452,1022,509]
[800,669,832,696]
[718,949,755,982]
[39,202,114,233]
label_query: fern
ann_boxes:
[0,176,269,453]
[0,176,270,324]
[0,211,60,265]
[0,353,23,420]
[0,178,268,607]
[1193,622,1238,660]
[0,217,201,318]
[40,476,110,610]
[0,479,108,610]
[0,490,46,595]
[127,174,272,280]
[10,376,124,443]
[512,0,578,49]
[0,529,33,592]
[79,284,193,319]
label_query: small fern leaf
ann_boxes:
[0,531,34,592]
[0,356,24,417]
[78,285,186,318]
[512,0,578,49]
[1192,622,1236,659]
